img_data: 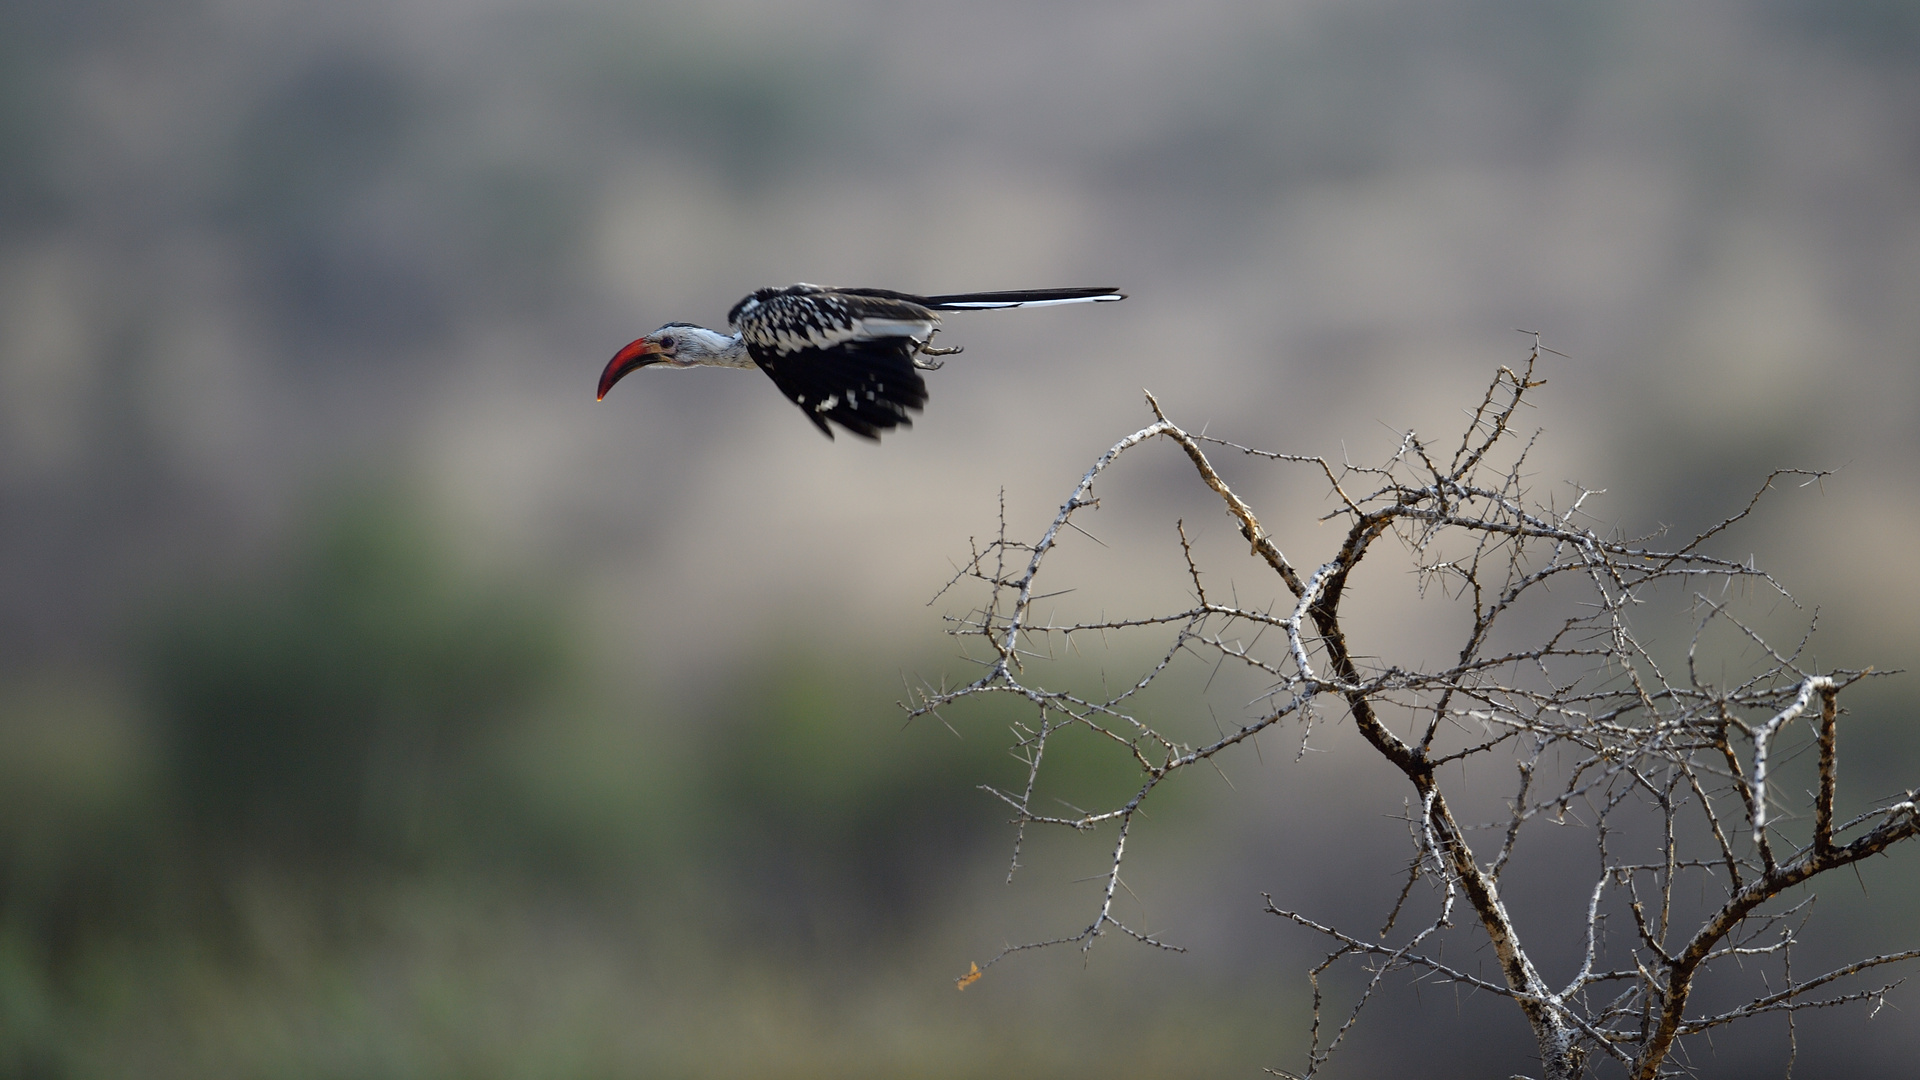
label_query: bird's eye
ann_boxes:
[658,334,677,349]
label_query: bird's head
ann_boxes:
[596,323,722,399]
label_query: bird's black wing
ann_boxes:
[731,284,939,339]
[747,338,929,441]
[731,285,936,440]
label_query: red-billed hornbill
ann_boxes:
[596,283,1125,440]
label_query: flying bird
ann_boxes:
[596,283,1125,440]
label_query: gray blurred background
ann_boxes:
[3,0,1918,1076]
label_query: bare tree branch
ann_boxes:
[913,348,1918,1079]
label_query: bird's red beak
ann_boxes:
[597,338,663,400]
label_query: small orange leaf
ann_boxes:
[955,962,982,991]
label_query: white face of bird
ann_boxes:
[597,324,744,400]
[650,325,740,366]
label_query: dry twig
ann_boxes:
[909,343,1918,1079]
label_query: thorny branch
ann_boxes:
[907,345,1918,1079]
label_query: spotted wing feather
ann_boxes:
[729,285,936,439]
[730,284,939,357]
[748,338,929,441]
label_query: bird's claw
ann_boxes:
[915,330,962,368]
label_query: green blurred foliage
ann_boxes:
[703,659,1015,947]
[144,489,568,866]
[5,487,1233,1078]
[707,650,1208,926]
[0,680,158,1070]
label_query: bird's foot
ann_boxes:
[914,330,962,368]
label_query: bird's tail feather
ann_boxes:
[920,287,1125,310]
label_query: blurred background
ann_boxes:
[3,0,1918,1076]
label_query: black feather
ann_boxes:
[919,287,1123,308]
[749,337,929,441]
[720,283,1122,439]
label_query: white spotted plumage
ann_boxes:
[601,282,1124,441]
[735,288,940,358]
